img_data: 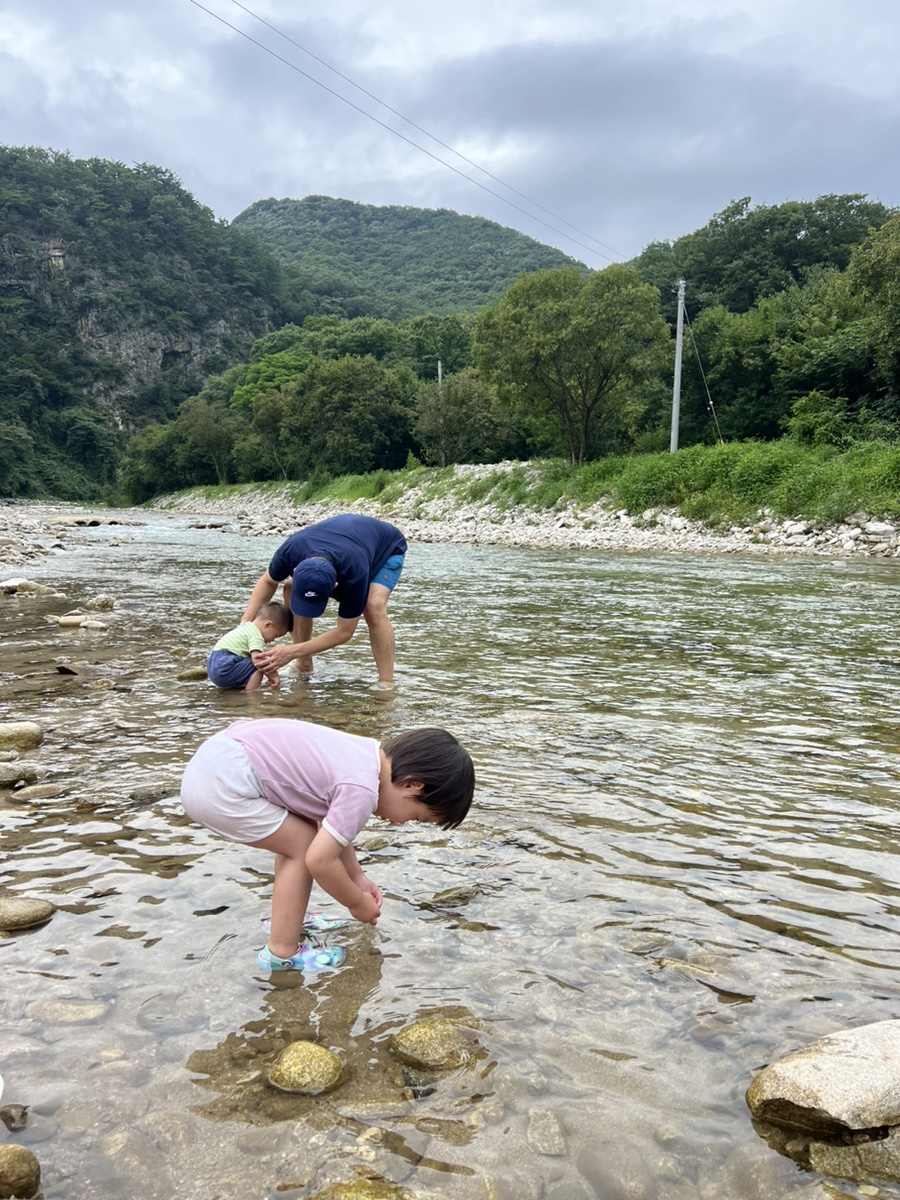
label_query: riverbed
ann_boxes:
[2,506,900,1200]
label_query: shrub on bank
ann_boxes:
[169,439,900,527]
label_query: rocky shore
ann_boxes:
[154,463,900,560]
[1,462,899,573]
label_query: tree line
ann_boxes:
[1,149,896,505]
[121,193,900,501]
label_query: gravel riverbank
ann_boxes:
[1,461,899,577]
[153,463,900,561]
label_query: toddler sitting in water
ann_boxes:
[207,602,292,691]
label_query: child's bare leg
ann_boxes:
[244,669,264,692]
[251,815,317,957]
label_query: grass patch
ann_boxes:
[161,439,900,527]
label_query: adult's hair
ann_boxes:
[259,601,293,633]
[383,727,475,829]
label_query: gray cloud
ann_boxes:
[0,0,896,263]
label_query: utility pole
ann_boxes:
[437,359,443,387]
[670,278,686,453]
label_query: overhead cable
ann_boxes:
[188,0,621,265]
[231,0,626,263]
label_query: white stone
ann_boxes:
[747,1020,900,1132]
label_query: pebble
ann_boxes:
[0,896,56,931]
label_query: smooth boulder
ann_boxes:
[389,1019,471,1070]
[747,1020,900,1134]
[266,1042,342,1095]
[0,1144,40,1199]
[0,723,43,750]
[0,895,56,931]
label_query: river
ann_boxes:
[2,508,899,1200]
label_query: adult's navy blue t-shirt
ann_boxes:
[267,515,407,619]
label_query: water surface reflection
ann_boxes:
[2,511,899,1198]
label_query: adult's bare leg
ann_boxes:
[363,582,394,683]
[282,578,314,672]
[251,815,317,957]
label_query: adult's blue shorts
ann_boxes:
[370,553,404,591]
[206,650,257,689]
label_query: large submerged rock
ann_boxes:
[308,1179,409,1200]
[389,1019,472,1070]
[0,722,43,750]
[266,1042,342,1095]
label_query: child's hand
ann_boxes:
[267,670,281,689]
[358,879,383,913]
[349,891,380,926]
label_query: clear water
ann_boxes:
[2,509,899,1199]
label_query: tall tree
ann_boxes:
[413,370,499,466]
[473,266,671,465]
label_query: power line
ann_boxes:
[230,0,627,263]
[684,306,723,443]
[188,0,621,265]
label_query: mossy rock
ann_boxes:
[389,1020,471,1070]
[0,722,43,750]
[310,1180,409,1200]
[0,1143,41,1199]
[177,666,209,682]
[266,1041,342,1095]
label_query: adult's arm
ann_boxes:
[306,828,380,924]
[240,571,279,624]
[254,615,360,670]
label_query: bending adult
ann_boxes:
[242,514,407,690]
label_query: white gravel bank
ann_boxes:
[153,463,900,561]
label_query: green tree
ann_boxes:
[848,214,900,413]
[412,370,499,466]
[632,194,892,319]
[473,266,671,465]
[399,313,473,379]
[172,395,240,485]
[277,356,415,478]
[0,423,36,496]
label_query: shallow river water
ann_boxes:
[2,510,900,1200]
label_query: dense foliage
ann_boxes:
[2,142,897,511]
[630,196,899,451]
[233,196,583,319]
[474,266,672,465]
[0,146,297,498]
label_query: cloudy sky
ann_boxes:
[2,0,898,266]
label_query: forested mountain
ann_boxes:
[2,142,897,504]
[0,146,300,497]
[233,196,583,318]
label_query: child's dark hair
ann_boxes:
[259,601,293,634]
[383,727,474,830]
